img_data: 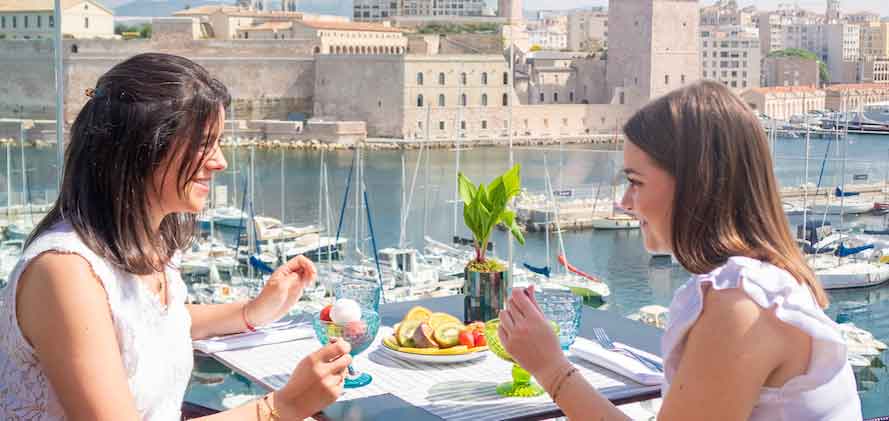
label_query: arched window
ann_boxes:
[553,92,559,102]
[460,72,467,85]
[438,72,446,85]
[417,72,424,85]
[539,92,545,103]
[417,94,424,107]
[438,94,445,107]
[481,93,488,106]
[570,91,575,103]
[481,72,488,85]
[460,94,467,106]
[503,72,508,85]
[502,93,508,106]
[314,46,320,54]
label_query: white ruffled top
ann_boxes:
[662,256,862,421]
[0,222,193,420]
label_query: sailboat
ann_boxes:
[520,154,611,305]
[590,161,640,230]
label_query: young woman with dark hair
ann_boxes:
[497,81,862,420]
[0,53,349,420]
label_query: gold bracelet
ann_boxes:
[261,394,281,421]
[547,363,575,393]
[550,367,579,402]
[255,400,261,421]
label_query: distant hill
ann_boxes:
[113,0,352,18]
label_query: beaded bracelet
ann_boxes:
[550,367,579,402]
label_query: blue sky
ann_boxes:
[519,0,888,16]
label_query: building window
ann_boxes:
[49,15,55,28]
[438,72,445,85]
[417,94,424,107]
[1,16,5,29]
[570,91,574,102]
[481,72,488,85]
[553,92,559,102]
[438,94,445,107]
[503,72,508,85]
[439,121,445,130]
[460,72,467,85]
[481,93,488,106]
[664,75,669,85]
[502,93,508,106]
[85,17,89,29]
[539,92,545,103]
[24,16,28,28]
[482,120,487,129]
[417,72,423,85]
[619,92,625,104]
[12,16,16,28]
[460,94,467,106]
[418,121,423,129]
[460,120,466,130]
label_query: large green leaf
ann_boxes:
[501,164,521,198]
[501,210,525,245]
[457,172,477,206]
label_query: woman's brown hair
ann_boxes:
[623,80,829,308]
[27,53,231,275]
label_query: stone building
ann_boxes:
[860,57,889,84]
[566,8,607,52]
[235,19,407,55]
[740,86,825,120]
[700,1,755,27]
[824,83,889,111]
[173,5,346,40]
[700,25,760,91]
[605,0,701,108]
[859,22,889,59]
[525,52,586,104]
[763,56,820,87]
[0,0,113,40]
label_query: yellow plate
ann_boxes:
[382,336,487,356]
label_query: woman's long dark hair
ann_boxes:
[28,53,231,275]
[623,81,829,308]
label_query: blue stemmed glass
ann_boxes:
[535,289,583,350]
[312,310,380,388]
[334,280,381,313]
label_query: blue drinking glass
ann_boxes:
[334,280,382,313]
[535,289,583,350]
[313,310,380,388]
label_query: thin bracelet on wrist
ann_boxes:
[242,302,257,332]
[550,367,579,402]
[261,394,281,421]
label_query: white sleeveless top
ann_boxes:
[662,256,862,420]
[0,222,194,420]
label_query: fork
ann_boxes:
[592,327,663,372]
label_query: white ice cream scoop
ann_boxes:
[330,298,362,325]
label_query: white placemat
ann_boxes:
[213,327,660,421]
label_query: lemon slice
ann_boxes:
[428,312,462,329]
[404,306,432,322]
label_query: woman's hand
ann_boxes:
[246,255,317,327]
[276,339,352,418]
[498,285,571,387]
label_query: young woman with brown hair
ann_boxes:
[498,81,861,420]
[0,53,349,420]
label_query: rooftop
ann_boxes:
[0,0,112,14]
[747,85,821,95]
[240,21,294,32]
[174,5,303,19]
[825,83,889,92]
[299,20,403,33]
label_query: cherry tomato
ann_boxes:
[473,330,486,347]
[320,304,333,322]
[458,330,475,347]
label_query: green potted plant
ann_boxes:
[458,164,525,322]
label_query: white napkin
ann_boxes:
[192,321,315,354]
[571,340,664,386]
